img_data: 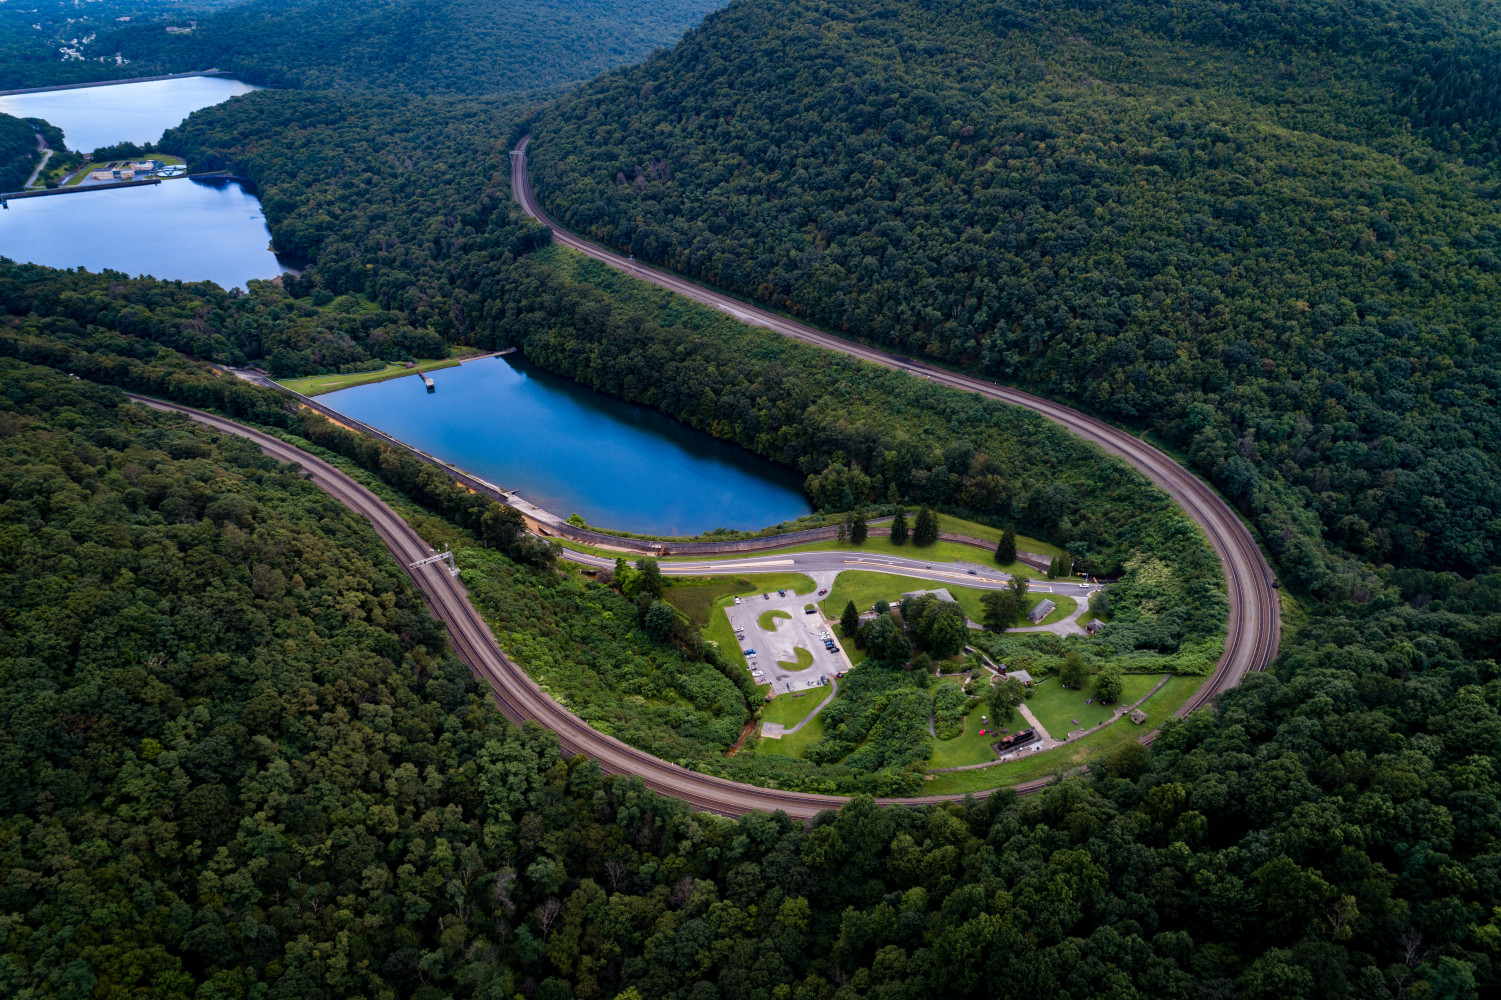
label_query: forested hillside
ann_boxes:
[2,0,1501,994]
[530,0,1501,596]
[0,113,42,191]
[0,358,1494,996]
[0,235,1227,790]
[0,0,240,90]
[3,339,1500,1000]
[99,0,722,95]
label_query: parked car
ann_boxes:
[733,597,741,605]
[778,589,786,596]
[818,589,827,596]
[745,649,756,655]
[764,593,771,600]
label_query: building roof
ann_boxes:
[1129,709,1148,725]
[1027,598,1056,622]
[1004,669,1033,685]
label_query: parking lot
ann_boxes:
[723,587,850,694]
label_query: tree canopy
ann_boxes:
[530,0,1501,594]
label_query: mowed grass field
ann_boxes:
[818,570,1076,628]
[758,609,791,631]
[679,574,818,675]
[761,689,827,729]
[757,711,825,757]
[665,573,815,626]
[921,675,1204,793]
[1025,673,1165,737]
[278,358,461,396]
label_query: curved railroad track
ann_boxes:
[510,135,1281,724]
[115,142,1280,818]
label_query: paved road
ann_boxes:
[561,544,1099,599]
[511,136,1281,722]
[23,134,51,190]
[130,393,1080,816]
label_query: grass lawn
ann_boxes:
[777,647,815,670]
[1077,608,1108,628]
[1026,673,1165,737]
[690,574,821,673]
[921,674,1205,792]
[757,711,825,757]
[278,358,461,396]
[928,704,1001,769]
[776,534,1045,579]
[935,514,1066,560]
[666,573,816,626]
[817,569,1080,630]
[758,609,791,631]
[1018,592,1078,627]
[762,689,826,728]
[820,570,954,619]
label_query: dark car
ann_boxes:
[778,589,786,596]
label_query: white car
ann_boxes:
[734,597,742,605]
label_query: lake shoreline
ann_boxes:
[318,355,813,537]
[0,69,234,98]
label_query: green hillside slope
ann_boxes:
[101,0,723,95]
[0,113,40,191]
[531,0,1501,593]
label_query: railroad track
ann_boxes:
[115,145,1279,817]
[510,135,1281,723]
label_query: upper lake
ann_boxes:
[0,76,288,288]
[319,355,814,537]
[0,75,260,151]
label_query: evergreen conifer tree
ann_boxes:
[995,525,1016,564]
[841,600,859,636]
[913,506,939,546]
[890,509,909,545]
[852,510,868,544]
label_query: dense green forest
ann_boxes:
[2,0,1501,994]
[529,0,1501,596]
[0,0,719,94]
[0,250,1224,792]
[0,112,43,190]
[0,0,242,90]
[3,362,1500,998]
[90,0,722,96]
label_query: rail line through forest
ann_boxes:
[509,134,1281,724]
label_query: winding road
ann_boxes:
[113,141,1281,820]
[510,135,1281,725]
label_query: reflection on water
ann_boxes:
[0,76,259,152]
[0,177,290,289]
[321,355,813,536]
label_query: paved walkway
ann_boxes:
[1016,702,1053,742]
[1008,587,1094,636]
[761,678,839,738]
[24,145,51,189]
